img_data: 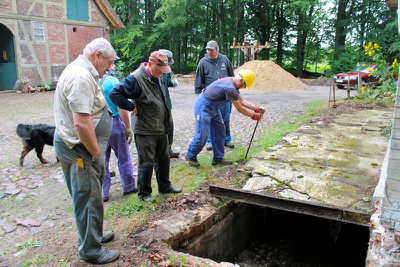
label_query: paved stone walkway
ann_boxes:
[0,84,350,256]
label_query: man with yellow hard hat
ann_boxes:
[185,70,265,167]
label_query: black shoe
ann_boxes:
[109,170,116,177]
[212,158,233,166]
[169,150,180,158]
[123,188,138,196]
[185,155,200,167]
[78,231,114,246]
[224,143,235,148]
[160,187,182,194]
[103,196,109,202]
[141,195,155,202]
[84,249,120,264]
[206,145,213,151]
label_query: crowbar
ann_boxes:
[244,121,259,161]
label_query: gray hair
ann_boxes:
[83,37,115,58]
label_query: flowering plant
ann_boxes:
[363,42,398,94]
[18,77,30,85]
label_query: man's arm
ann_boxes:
[109,75,141,111]
[72,112,100,160]
[226,57,235,77]
[118,107,130,128]
[231,99,254,118]
[194,61,205,95]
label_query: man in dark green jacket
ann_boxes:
[159,49,179,158]
[109,51,182,202]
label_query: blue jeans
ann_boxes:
[207,101,232,145]
[187,93,227,160]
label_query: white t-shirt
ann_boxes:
[54,55,105,148]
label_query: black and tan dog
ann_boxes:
[16,123,56,166]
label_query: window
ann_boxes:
[67,0,89,21]
[32,22,45,42]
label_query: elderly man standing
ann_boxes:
[109,51,182,202]
[53,37,119,264]
[194,40,235,150]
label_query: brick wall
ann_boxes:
[68,25,105,62]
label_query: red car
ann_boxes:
[334,64,379,89]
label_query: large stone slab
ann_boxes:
[244,109,390,213]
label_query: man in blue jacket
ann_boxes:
[194,40,235,150]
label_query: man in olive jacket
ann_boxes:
[109,51,182,202]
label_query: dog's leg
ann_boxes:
[20,147,33,166]
[35,145,48,164]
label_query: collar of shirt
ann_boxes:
[77,54,99,79]
[142,62,154,79]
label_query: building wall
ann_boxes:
[0,0,111,89]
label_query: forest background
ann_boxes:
[108,0,400,79]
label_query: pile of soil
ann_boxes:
[309,77,332,86]
[235,60,307,91]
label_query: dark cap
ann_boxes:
[149,51,171,73]
[158,49,174,65]
[206,40,218,50]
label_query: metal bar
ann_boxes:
[209,185,370,227]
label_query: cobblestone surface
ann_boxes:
[0,84,350,262]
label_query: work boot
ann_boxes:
[185,155,200,167]
[224,143,235,148]
[169,149,180,158]
[212,158,233,166]
[159,187,182,194]
[123,187,138,196]
[103,196,110,202]
[84,249,120,264]
[206,145,213,151]
[109,170,116,177]
[141,195,155,202]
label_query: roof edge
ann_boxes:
[95,0,125,30]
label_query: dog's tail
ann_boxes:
[16,124,32,140]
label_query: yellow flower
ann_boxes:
[367,89,370,92]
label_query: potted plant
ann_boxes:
[17,77,30,93]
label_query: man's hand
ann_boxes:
[252,112,263,122]
[125,128,134,144]
[254,106,266,114]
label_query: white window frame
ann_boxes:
[32,21,45,42]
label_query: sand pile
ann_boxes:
[235,60,307,91]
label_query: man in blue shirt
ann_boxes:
[186,70,265,167]
[100,58,137,202]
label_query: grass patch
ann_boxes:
[18,252,53,267]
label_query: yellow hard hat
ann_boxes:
[238,70,255,89]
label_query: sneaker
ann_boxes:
[103,196,109,202]
[169,149,180,158]
[84,249,120,264]
[224,143,235,148]
[212,158,233,166]
[123,188,138,196]
[206,145,213,151]
[185,155,200,167]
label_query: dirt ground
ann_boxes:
[0,90,390,267]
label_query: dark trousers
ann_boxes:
[134,134,173,198]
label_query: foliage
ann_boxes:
[362,42,399,95]
[17,77,30,85]
[108,0,397,77]
[382,118,392,139]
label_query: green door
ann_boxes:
[0,24,17,91]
